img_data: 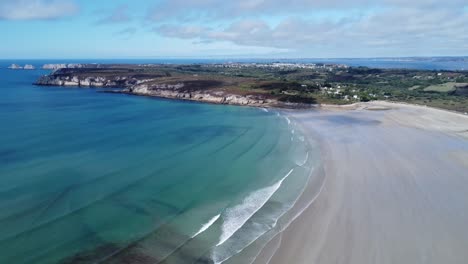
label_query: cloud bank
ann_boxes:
[1,0,466,57]
[149,0,468,56]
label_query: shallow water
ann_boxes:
[0,64,316,263]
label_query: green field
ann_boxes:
[423,82,458,93]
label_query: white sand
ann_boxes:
[265,102,468,264]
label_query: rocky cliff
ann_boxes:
[127,82,277,107]
[36,74,141,87]
[35,67,311,109]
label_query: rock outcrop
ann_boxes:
[8,64,23,69]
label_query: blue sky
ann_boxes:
[0,0,467,59]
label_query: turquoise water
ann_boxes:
[0,65,317,263]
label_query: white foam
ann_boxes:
[235,164,319,264]
[284,117,291,125]
[192,214,221,238]
[258,167,327,264]
[261,108,269,113]
[215,169,294,247]
[212,165,313,264]
[214,154,320,264]
[297,152,309,167]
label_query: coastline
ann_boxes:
[33,64,468,113]
[31,64,468,263]
[260,101,468,264]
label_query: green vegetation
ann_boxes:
[46,63,468,113]
[423,82,459,93]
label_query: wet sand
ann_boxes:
[266,101,468,264]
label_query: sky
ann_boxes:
[0,0,467,59]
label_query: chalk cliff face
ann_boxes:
[127,83,275,107]
[35,74,143,87]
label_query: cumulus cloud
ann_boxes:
[96,5,132,25]
[153,7,468,56]
[0,0,78,20]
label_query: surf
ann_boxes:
[192,214,221,238]
[216,169,294,247]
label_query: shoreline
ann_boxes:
[110,89,468,119]
[105,90,314,109]
[261,101,468,264]
[109,88,468,116]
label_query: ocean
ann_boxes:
[0,61,318,264]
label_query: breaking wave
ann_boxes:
[215,169,294,247]
[192,214,221,238]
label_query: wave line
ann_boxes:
[192,214,221,238]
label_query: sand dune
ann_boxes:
[266,102,468,264]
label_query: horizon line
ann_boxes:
[1,55,467,61]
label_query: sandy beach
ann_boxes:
[262,101,468,264]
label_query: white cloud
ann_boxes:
[0,0,78,20]
[153,8,468,57]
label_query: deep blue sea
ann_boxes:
[0,61,319,264]
[0,57,465,263]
